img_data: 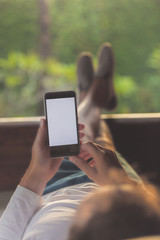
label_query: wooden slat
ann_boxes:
[0,118,40,190]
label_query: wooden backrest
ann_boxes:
[0,113,160,190]
[104,113,160,186]
[0,117,40,190]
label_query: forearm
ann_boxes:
[20,168,48,196]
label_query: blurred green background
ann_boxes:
[0,0,160,117]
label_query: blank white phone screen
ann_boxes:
[46,97,78,146]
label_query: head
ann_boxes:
[68,171,160,240]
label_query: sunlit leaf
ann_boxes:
[5,75,22,88]
[115,75,137,97]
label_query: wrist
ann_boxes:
[20,169,48,196]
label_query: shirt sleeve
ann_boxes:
[0,185,43,240]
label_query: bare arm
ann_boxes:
[20,118,63,196]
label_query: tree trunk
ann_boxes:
[38,0,51,59]
[37,0,51,115]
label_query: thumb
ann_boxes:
[35,118,47,145]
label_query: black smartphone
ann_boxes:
[44,91,80,158]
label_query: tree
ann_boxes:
[38,0,51,59]
[37,0,52,114]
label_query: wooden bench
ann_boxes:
[0,113,160,191]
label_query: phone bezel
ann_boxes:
[44,91,80,158]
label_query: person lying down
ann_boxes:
[0,42,160,240]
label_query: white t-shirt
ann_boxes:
[0,182,97,240]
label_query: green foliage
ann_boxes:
[108,75,137,113]
[112,45,160,113]
[49,0,160,78]
[0,0,160,116]
[0,52,76,117]
[148,45,160,70]
[0,0,38,57]
[115,76,137,97]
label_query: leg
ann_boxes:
[78,93,115,151]
[94,119,115,151]
[77,45,142,184]
[77,52,94,104]
[93,42,117,110]
[77,43,116,150]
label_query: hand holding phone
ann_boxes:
[21,118,63,196]
[44,91,80,157]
